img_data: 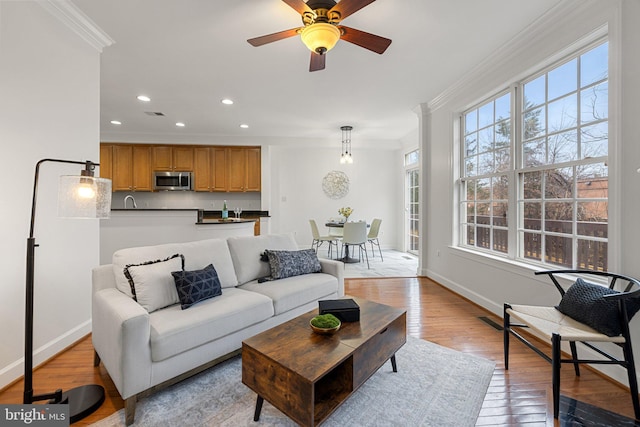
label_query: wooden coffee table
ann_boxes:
[242,297,406,426]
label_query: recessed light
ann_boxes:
[240,124,249,129]
[137,95,151,102]
[221,98,234,105]
[176,122,185,127]
[110,120,122,125]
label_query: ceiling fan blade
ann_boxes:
[329,0,376,20]
[339,26,391,54]
[282,0,313,15]
[309,52,326,72]
[247,28,301,47]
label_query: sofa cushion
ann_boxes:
[227,233,298,285]
[149,288,274,362]
[124,254,184,313]
[113,238,238,297]
[239,273,339,315]
[265,249,321,280]
[172,264,222,309]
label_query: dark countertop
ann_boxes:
[202,210,270,217]
[110,208,270,217]
[111,208,199,212]
[197,219,256,225]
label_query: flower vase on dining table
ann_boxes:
[338,207,353,223]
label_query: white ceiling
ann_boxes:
[72,0,562,146]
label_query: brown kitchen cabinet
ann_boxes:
[194,147,228,192]
[111,144,152,191]
[195,146,260,192]
[153,146,194,171]
[227,147,261,192]
[99,144,113,181]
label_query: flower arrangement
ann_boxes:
[338,207,353,220]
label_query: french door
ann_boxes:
[406,168,419,254]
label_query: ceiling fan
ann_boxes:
[247,0,392,72]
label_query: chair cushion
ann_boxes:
[556,278,640,336]
[172,264,222,309]
[265,249,322,280]
[507,304,625,343]
[123,254,184,313]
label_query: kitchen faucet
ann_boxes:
[124,195,137,209]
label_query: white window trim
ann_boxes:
[456,33,614,271]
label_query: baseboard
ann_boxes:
[425,268,503,316]
[0,320,92,390]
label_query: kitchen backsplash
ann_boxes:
[112,191,261,210]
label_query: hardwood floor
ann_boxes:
[0,277,636,426]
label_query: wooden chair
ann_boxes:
[504,269,640,420]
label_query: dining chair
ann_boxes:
[309,219,339,259]
[504,269,640,420]
[342,221,369,269]
[367,218,383,261]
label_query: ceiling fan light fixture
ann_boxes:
[301,23,341,54]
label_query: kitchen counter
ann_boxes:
[197,219,256,224]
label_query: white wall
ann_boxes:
[268,145,403,249]
[420,0,640,386]
[0,2,104,388]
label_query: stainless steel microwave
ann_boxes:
[153,171,193,191]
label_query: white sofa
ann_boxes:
[91,233,344,425]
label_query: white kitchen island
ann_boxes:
[100,209,255,264]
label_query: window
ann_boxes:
[405,150,419,254]
[461,92,511,254]
[459,41,608,271]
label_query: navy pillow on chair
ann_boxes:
[172,264,222,309]
[556,278,640,336]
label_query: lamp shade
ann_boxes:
[301,23,341,54]
[58,175,112,218]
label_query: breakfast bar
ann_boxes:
[99,209,263,264]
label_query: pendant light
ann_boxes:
[340,125,353,164]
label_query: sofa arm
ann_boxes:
[319,258,345,297]
[92,288,151,399]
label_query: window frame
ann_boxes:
[457,38,609,271]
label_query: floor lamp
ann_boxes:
[24,158,111,423]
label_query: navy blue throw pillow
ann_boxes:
[556,278,640,336]
[172,264,222,309]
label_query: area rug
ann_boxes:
[91,336,495,427]
[317,249,419,278]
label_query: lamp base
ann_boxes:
[52,384,105,424]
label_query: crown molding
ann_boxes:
[427,0,608,112]
[38,0,114,52]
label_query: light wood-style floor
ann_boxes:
[0,277,636,426]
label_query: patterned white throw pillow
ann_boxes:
[124,254,184,313]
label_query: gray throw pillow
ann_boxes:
[265,249,321,280]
